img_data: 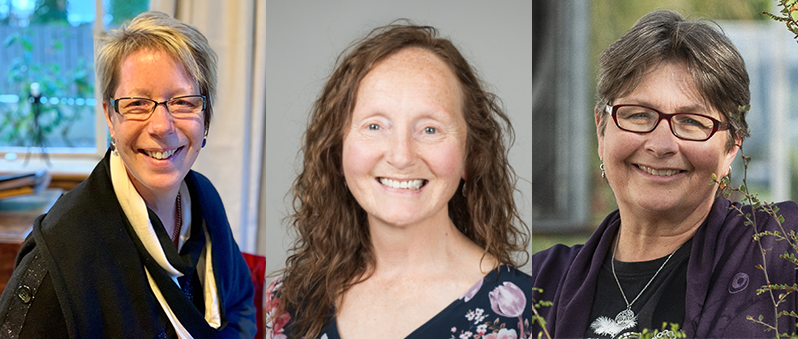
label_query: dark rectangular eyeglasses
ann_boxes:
[605,104,730,141]
[110,95,207,121]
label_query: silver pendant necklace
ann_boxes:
[611,234,682,327]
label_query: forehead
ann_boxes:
[354,47,463,115]
[618,61,715,114]
[116,49,196,92]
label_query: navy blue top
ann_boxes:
[265,265,534,339]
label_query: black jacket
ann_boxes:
[0,151,257,338]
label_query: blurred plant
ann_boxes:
[0,28,94,148]
[712,105,798,339]
[763,0,798,42]
[530,288,552,339]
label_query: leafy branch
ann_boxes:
[712,105,798,338]
[763,0,798,43]
[530,287,552,339]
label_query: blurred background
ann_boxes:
[533,0,798,252]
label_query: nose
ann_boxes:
[644,118,679,157]
[147,104,176,137]
[386,131,416,169]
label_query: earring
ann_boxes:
[462,182,467,197]
[201,137,207,148]
[720,166,732,191]
[600,163,606,179]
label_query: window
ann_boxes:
[0,0,148,165]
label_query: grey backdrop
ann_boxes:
[260,0,532,276]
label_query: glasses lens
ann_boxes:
[614,106,658,132]
[672,114,714,140]
[167,96,204,116]
[117,98,155,120]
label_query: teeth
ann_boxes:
[638,165,679,176]
[145,148,177,160]
[379,178,426,190]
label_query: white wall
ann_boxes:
[260,0,532,276]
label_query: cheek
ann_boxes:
[426,142,465,176]
[342,136,378,178]
[686,145,729,172]
[604,131,639,161]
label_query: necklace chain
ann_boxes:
[172,191,182,248]
[611,233,682,315]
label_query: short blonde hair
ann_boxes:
[95,11,217,131]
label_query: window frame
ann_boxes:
[0,1,113,175]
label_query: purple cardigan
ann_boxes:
[532,197,798,338]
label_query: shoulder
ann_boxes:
[445,266,533,338]
[185,170,227,218]
[0,246,66,338]
[264,276,292,339]
[186,170,217,195]
[531,243,582,278]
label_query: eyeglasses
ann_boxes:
[605,104,730,141]
[110,95,206,121]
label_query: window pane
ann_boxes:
[0,0,149,152]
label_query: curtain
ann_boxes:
[150,0,266,253]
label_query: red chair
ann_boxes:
[241,252,266,338]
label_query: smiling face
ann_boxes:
[104,49,205,203]
[597,61,738,219]
[342,47,467,228]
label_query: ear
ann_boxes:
[722,139,740,174]
[103,101,115,140]
[595,107,604,161]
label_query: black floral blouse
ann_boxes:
[265,265,533,339]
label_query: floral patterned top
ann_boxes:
[264,265,533,339]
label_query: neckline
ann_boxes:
[328,265,520,338]
[605,238,692,277]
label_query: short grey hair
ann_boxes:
[595,9,749,151]
[95,11,217,132]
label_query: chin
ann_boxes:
[371,212,422,227]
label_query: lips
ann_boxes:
[636,164,683,176]
[378,177,427,190]
[142,146,182,160]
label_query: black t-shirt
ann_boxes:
[584,238,692,339]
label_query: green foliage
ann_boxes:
[531,288,552,339]
[108,0,149,27]
[715,103,798,338]
[0,28,94,147]
[30,0,68,25]
[763,0,798,42]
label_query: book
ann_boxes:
[0,169,51,200]
[0,186,35,199]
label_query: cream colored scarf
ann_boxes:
[109,152,221,338]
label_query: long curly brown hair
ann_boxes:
[276,22,529,338]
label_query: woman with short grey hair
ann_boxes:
[532,9,798,338]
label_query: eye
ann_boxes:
[127,99,149,107]
[368,124,380,131]
[424,127,437,134]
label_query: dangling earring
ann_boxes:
[600,163,606,179]
[201,137,207,148]
[462,182,467,198]
[720,166,732,190]
[110,138,118,156]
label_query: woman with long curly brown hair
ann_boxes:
[265,22,531,339]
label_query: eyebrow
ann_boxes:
[621,100,709,114]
